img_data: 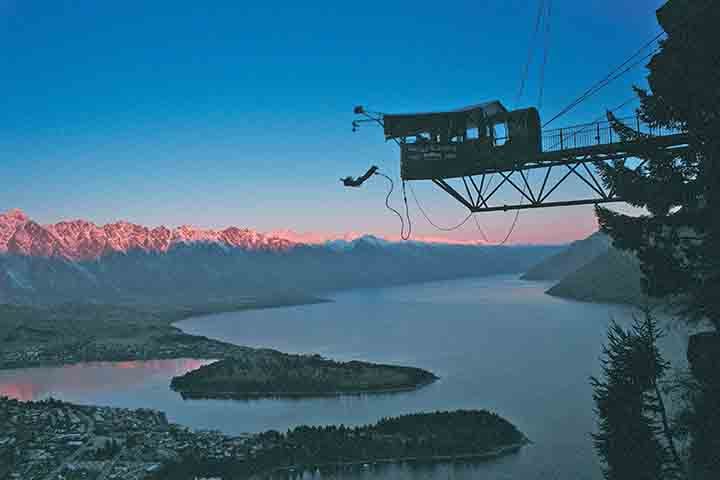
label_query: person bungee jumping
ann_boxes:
[340,165,379,187]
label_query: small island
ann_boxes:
[170,354,438,398]
[152,410,529,478]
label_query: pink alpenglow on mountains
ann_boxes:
[266,229,488,246]
[0,209,296,261]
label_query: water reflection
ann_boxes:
[0,276,673,479]
[0,359,213,402]
[269,455,524,480]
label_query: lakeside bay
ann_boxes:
[0,298,328,370]
[2,275,686,479]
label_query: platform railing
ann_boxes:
[541,115,683,153]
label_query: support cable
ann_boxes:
[545,96,639,152]
[538,0,552,111]
[495,0,552,245]
[543,47,660,128]
[516,0,547,105]
[353,0,714,242]
[398,0,547,241]
[543,0,718,128]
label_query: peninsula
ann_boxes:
[1,397,527,480]
[154,409,528,479]
[0,299,323,370]
[0,302,438,399]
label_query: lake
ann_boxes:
[0,275,689,479]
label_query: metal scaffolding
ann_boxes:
[432,116,689,212]
[355,106,690,213]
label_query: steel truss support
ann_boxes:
[427,155,658,213]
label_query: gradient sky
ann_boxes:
[1,0,665,244]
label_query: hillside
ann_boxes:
[546,247,644,304]
[0,303,257,369]
[521,230,645,305]
[522,232,610,281]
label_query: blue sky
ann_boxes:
[0,0,665,243]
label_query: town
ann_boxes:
[0,396,252,480]
[1,396,527,480]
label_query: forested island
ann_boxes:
[170,355,438,398]
[151,410,529,479]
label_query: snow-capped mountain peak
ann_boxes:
[0,210,295,261]
[0,209,32,252]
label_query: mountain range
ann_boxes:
[0,209,561,306]
[0,209,294,261]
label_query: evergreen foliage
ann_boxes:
[593,2,720,477]
[594,0,720,329]
[591,312,681,480]
[170,355,437,397]
[149,410,526,479]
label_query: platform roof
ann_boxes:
[383,101,507,139]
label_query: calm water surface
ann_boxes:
[0,276,688,479]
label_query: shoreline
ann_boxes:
[2,297,441,403]
[3,275,554,373]
[3,397,530,479]
[0,296,329,372]
[257,442,529,477]
[173,377,438,400]
[0,355,222,372]
[165,296,332,325]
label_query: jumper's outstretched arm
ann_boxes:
[340,165,379,187]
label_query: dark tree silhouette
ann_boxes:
[594,0,720,330]
[591,312,680,480]
[593,2,720,477]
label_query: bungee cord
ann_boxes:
[346,0,714,243]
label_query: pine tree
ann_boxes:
[591,312,681,480]
[594,0,720,330]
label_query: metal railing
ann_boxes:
[541,115,683,153]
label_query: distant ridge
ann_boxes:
[0,209,561,306]
[546,248,644,305]
[521,232,610,281]
[0,210,499,262]
[522,231,644,305]
[0,209,294,261]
